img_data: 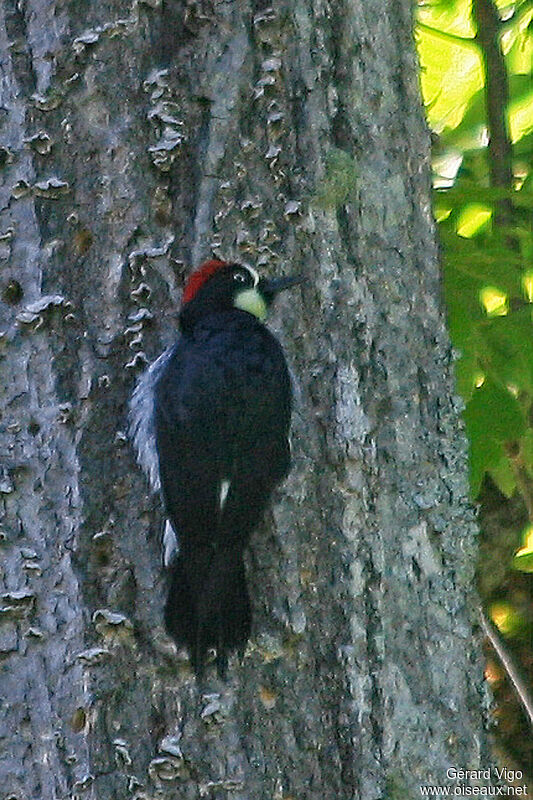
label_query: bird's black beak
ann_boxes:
[259,275,306,304]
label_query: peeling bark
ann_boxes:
[0,1,490,798]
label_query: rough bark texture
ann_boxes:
[0,1,489,799]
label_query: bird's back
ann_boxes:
[154,309,292,475]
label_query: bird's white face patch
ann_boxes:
[242,264,259,287]
[234,288,267,320]
[219,479,230,510]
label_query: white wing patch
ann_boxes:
[219,479,230,510]
[128,345,174,493]
[162,519,179,567]
[129,345,182,566]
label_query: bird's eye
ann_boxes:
[233,272,247,283]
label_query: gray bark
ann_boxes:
[0,1,489,799]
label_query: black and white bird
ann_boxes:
[129,259,303,676]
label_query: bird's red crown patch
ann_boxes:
[182,260,228,305]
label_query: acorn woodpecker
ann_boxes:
[129,259,303,676]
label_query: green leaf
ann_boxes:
[511,189,533,209]
[463,377,526,442]
[520,428,533,478]
[440,75,533,149]
[477,310,533,394]
[488,456,517,498]
[456,203,492,237]
[438,181,519,208]
[455,352,481,400]
[513,550,533,572]
[514,131,533,157]
[489,601,524,635]
[438,90,485,148]
[469,434,502,497]
[452,255,523,296]
[443,257,485,347]
[431,0,463,9]
[512,524,533,573]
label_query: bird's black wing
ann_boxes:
[153,311,291,550]
[152,310,292,674]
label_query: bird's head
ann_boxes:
[179,260,304,329]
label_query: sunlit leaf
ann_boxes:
[489,601,521,634]
[416,0,483,133]
[433,152,463,188]
[439,75,533,148]
[504,8,533,74]
[513,550,533,572]
[509,89,533,143]
[512,524,533,572]
[435,205,453,221]
[522,270,533,301]
[419,0,533,512]
[456,204,492,237]
[479,286,508,316]
[438,89,486,149]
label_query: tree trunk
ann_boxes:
[1,1,490,798]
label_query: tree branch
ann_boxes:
[480,609,533,728]
[471,0,513,221]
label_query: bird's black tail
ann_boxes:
[164,544,251,677]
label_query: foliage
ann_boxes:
[416,0,533,557]
[513,523,533,571]
[416,5,533,776]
